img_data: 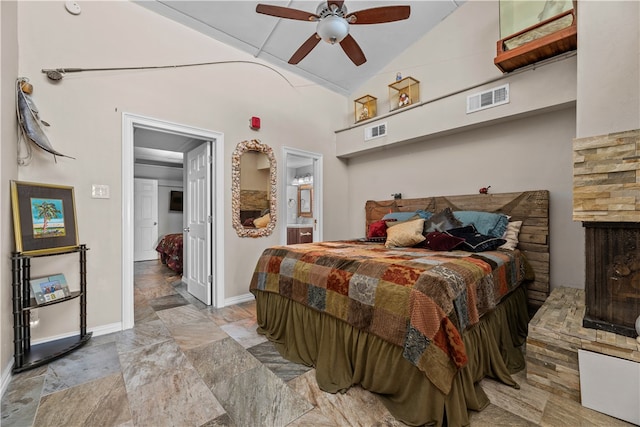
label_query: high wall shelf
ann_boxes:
[11,244,92,373]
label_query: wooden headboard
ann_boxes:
[365,190,550,310]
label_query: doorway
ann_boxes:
[281,147,323,245]
[122,113,225,330]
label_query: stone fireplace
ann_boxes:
[574,129,640,338]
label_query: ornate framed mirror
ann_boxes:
[297,184,313,218]
[231,139,277,237]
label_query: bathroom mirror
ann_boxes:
[231,139,277,238]
[298,184,313,218]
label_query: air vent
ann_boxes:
[466,84,509,113]
[364,122,387,141]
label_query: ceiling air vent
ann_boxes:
[364,122,387,141]
[466,84,509,114]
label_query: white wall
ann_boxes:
[158,183,183,237]
[1,0,20,389]
[13,1,348,342]
[576,1,640,137]
[348,106,580,287]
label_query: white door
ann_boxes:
[134,178,159,261]
[184,142,212,305]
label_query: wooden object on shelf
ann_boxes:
[287,227,313,244]
[388,77,419,111]
[11,245,92,373]
[354,94,377,123]
[494,8,577,73]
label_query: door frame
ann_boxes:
[281,147,323,244]
[122,112,225,329]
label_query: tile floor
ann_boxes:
[1,260,634,427]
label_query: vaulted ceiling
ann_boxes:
[136,1,465,95]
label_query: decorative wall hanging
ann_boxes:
[16,78,74,163]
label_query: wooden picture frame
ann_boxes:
[11,181,79,255]
[298,184,313,218]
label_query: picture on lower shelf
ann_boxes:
[30,273,71,304]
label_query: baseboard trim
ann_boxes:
[1,359,14,398]
[225,292,254,306]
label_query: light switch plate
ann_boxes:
[91,184,110,199]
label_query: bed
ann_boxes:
[250,190,549,426]
[155,233,183,274]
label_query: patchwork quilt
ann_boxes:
[250,240,529,394]
[155,233,183,274]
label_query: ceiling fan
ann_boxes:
[256,1,411,66]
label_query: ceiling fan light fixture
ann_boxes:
[317,16,349,44]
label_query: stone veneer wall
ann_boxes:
[240,190,269,211]
[526,287,640,402]
[573,129,640,222]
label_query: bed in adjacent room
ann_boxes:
[250,190,549,426]
[155,233,183,274]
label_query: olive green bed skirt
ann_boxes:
[253,285,529,427]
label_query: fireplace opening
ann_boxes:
[583,222,640,338]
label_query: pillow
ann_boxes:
[499,221,523,250]
[419,231,465,251]
[242,217,255,227]
[453,211,509,238]
[446,225,506,253]
[386,216,417,228]
[253,213,270,228]
[383,209,432,222]
[367,219,388,238]
[385,219,426,248]
[423,207,463,233]
[383,211,420,222]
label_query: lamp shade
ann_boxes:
[317,16,349,44]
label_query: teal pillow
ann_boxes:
[383,209,432,222]
[453,211,509,238]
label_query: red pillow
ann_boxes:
[367,219,389,238]
[420,231,465,251]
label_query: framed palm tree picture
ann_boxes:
[11,181,79,255]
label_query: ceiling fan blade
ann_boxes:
[327,1,345,9]
[339,34,366,66]
[289,33,321,64]
[347,6,411,25]
[256,4,318,21]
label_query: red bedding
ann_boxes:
[155,233,183,274]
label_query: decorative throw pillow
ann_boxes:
[446,225,506,252]
[367,219,388,238]
[423,207,462,233]
[382,209,432,221]
[242,217,255,227]
[419,231,465,251]
[383,211,420,222]
[499,221,523,250]
[253,213,270,228]
[385,219,426,248]
[453,211,509,238]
